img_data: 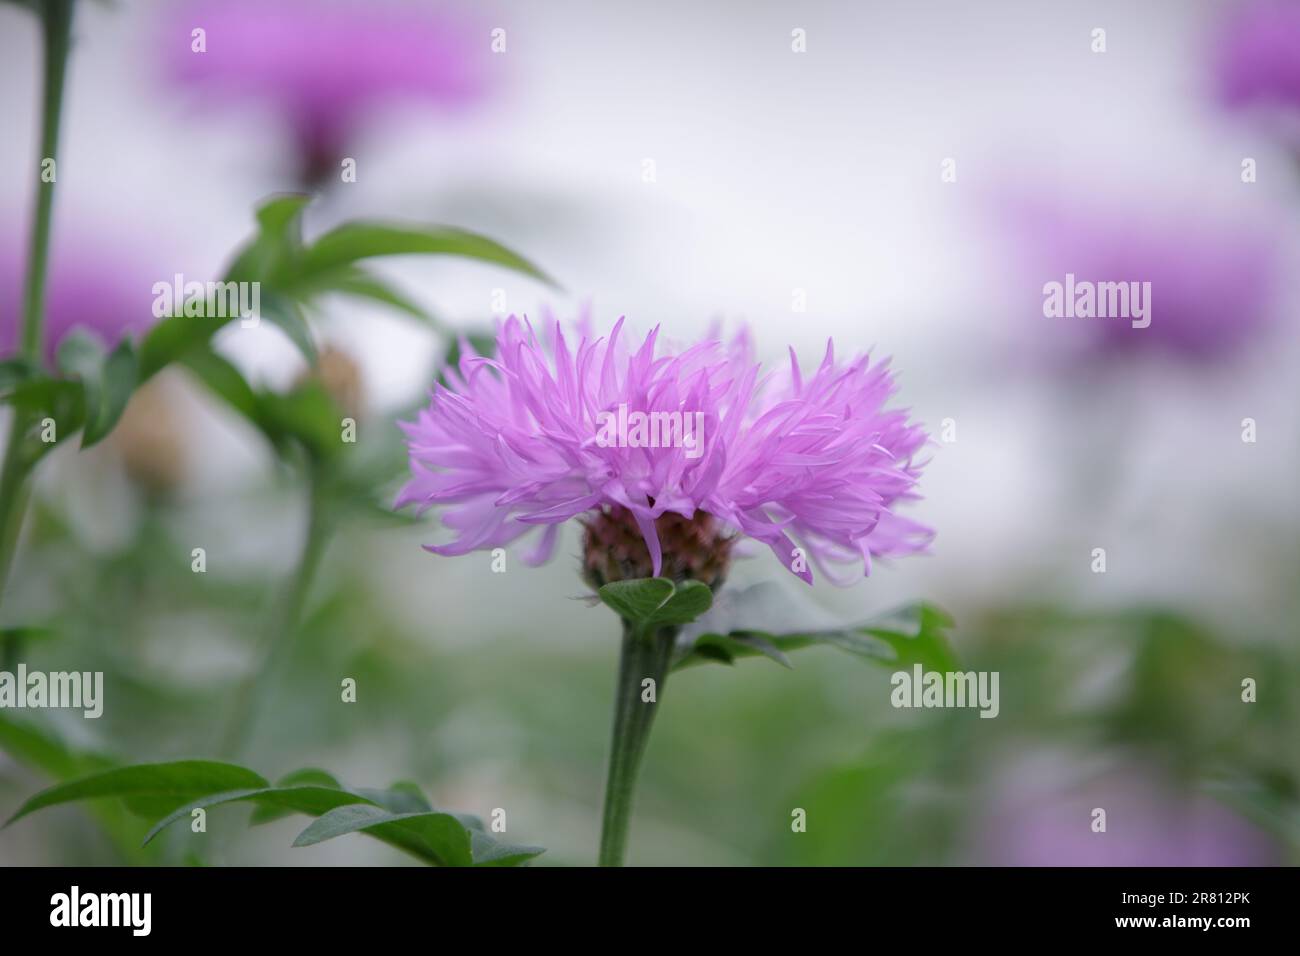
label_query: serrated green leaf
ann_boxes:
[4,760,269,827]
[299,222,557,289]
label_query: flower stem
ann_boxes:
[22,0,74,360]
[0,0,75,615]
[217,468,332,758]
[598,621,676,867]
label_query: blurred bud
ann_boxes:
[112,376,187,499]
[297,345,364,420]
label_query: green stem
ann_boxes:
[598,622,676,867]
[0,444,34,608]
[217,470,332,758]
[22,0,74,360]
[0,0,75,615]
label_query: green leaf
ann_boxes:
[248,768,343,824]
[9,757,544,866]
[142,786,371,845]
[290,804,474,866]
[0,712,114,781]
[179,348,261,422]
[733,632,795,667]
[859,604,960,672]
[275,767,342,789]
[258,291,316,363]
[55,328,103,377]
[4,760,269,827]
[468,830,547,867]
[81,339,139,447]
[299,222,557,289]
[598,578,675,624]
[0,625,57,646]
[223,193,310,285]
[136,312,228,380]
[54,330,134,447]
[598,577,714,631]
[179,347,347,462]
[137,197,311,379]
[0,719,161,865]
[0,375,85,467]
[353,781,433,814]
[672,584,958,674]
[256,380,344,460]
[292,265,442,329]
[648,580,713,626]
[0,357,40,392]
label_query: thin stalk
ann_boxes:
[598,622,676,867]
[0,0,75,613]
[22,0,74,360]
[0,449,33,606]
[217,470,332,758]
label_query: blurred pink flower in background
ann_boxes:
[0,236,159,366]
[1217,0,1300,114]
[161,0,493,182]
[995,194,1280,365]
[973,762,1280,867]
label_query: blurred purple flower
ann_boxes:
[162,0,492,181]
[1217,0,1300,112]
[397,317,933,585]
[1000,196,1279,363]
[0,237,158,367]
[975,766,1280,867]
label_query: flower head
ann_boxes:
[398,317,932,586]
[162,0,491,181]
[998,195,1279,363]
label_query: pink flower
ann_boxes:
[997,194,1279,364]
[1217,0,1300,113]
[161,0,492,180]
[398,317,933,586]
